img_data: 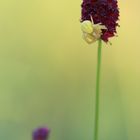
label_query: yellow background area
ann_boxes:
[0,0,139,140]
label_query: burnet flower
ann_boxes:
[81,0,119,43]
[80,1,120,140]
[32,127,50,140]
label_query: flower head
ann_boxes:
[33,127,50,140]
[81,0,119,42]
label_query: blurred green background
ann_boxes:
[0,0,140,140]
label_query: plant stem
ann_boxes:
[94,39,102,140]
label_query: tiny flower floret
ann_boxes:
[81,20,106,44]
[33,127,50,140]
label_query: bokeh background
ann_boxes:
[0,0,140,140]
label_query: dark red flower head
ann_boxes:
[81,0,119,42]
[32,127,50,140]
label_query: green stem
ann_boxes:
[94,39,102,140]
